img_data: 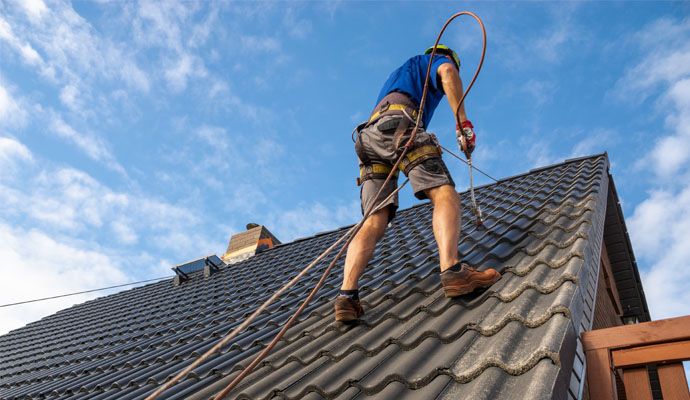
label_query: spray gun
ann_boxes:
[467,157,483,226]
[457,123,483,226]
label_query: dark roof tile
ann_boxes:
[1,153,640,399]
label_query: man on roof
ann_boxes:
[335,45,500,322]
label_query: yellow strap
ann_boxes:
[360,164,397,178]
[399,145,441,173]
[369,104,418,122]
[406,145,439,163]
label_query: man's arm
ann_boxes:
[438,61,475,156]
[437,62,467,122]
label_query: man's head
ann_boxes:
[424,44,460,70]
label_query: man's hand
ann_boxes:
[456,120,476,157]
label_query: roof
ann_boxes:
[0,153,644,400]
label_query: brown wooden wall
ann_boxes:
[592,260,624,330]
[592,242,624,329]
[584,242,626,400]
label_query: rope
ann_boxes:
[0,276,173,308]
[145,181,407,400]
[439,143,498,182]
[146,11,487,400]
[212,180,409,399]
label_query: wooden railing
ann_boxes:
[581,315,690,399]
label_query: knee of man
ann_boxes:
[426,184,455,199]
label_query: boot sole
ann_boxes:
[335,311,359,322]
[443,274,500,298]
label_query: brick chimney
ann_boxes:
[222,223,281,264]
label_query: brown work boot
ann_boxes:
[334,296,364,322]
[440,263,500,298]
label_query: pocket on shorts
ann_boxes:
[420,158,445,175]
[376,116,403,134]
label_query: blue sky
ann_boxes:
[1,0,690,352]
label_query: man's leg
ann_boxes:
[424,184,500,297]
[341,206,390,290]
[335,206,389,322]
[424,184,461,271]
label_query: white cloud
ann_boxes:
[241,35,281,52]
[0,15,45,69]
[208,79,229,99]
[615,43,690,102]
[613,18,690,179]
[283,8,312,39]
[0,221,128,335]
[629,185,690,320]
[119,58,151,93]
[196,125,228,150]
[15,0,48,22]
[533,24,570,64]
[569,128,618,159]
[489,5,584,71]
[132,0,209,93]
[19,41,42,65]
[0,82,27,127]
[0,136,33,176]
[522,79,557,106]
[165,53,207,92]
[253,138,285,166]
[635,17,690,50]
[228,183,268,215]
[3,0,150,94]
[0,142,210,253]
[59,84,81,110]
[623,17,690,321]
[110,218,139,244]
[0,16,12,40]
[0,139,224,334]
[134,0,188,52]
[188,5,217,47]
[269,200,360,242]
[618,17,690,98]
[647,78,690,176]
[27,168,118,230]
[526,140,557,169]
[650,131,690,177]
[50,114,125,174]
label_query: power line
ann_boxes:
[0,276,173,308]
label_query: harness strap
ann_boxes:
[357,163,399,186]
[357,144,441,185]
[399,145,441,175]
[369,104,418,123]
[368,92,420,126]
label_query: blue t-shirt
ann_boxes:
[375,54,453,128]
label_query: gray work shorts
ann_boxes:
[356,115,455,222]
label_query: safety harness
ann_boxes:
[355,92,442,186]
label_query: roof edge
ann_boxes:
[604,171,652,322]
[472,152,609,190]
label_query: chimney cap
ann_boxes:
[246,223,260,230]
